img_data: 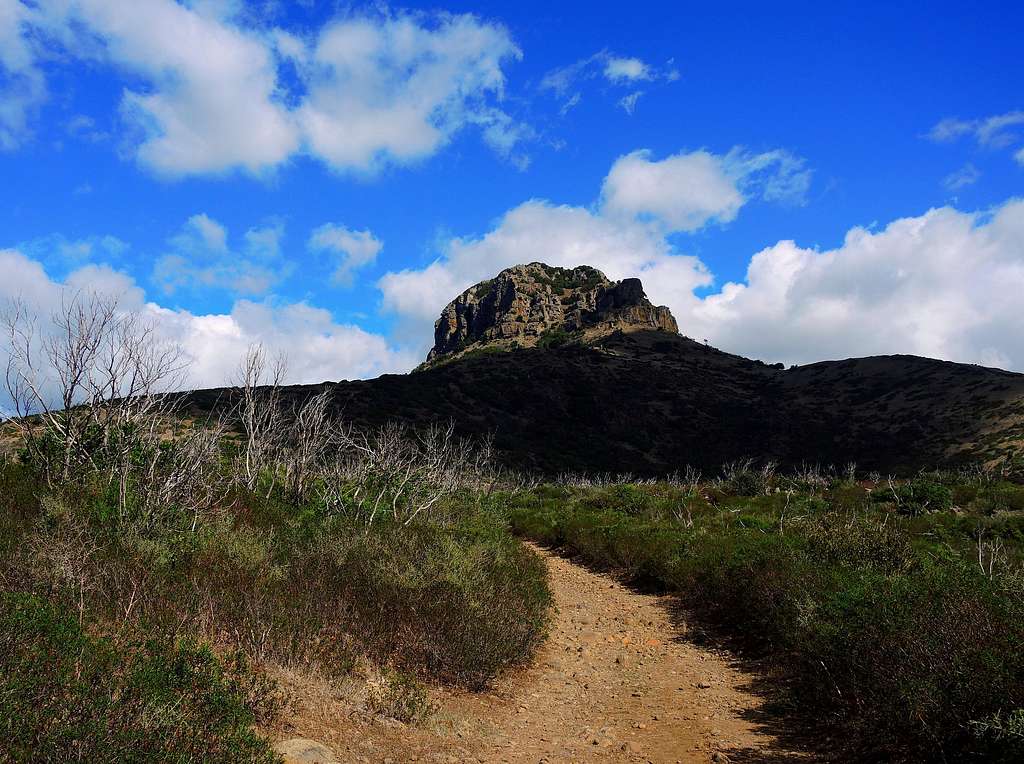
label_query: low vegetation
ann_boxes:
[3,293,1024,761]
[0,592,279,763]
[503,464,1024,761]
[0,294,551,761]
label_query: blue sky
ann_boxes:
[1,0,1023,388]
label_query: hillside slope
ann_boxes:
[183,263,1024,476]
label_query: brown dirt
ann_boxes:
[270,544,810,763]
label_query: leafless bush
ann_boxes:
[789,462,831,494]
[4,294,184,482]
[976,527,1007,580]
[316,420,492,526]
[22,494,102,623]
[2,292,228,529]
[719,458,776,496]
[233,344,287,493]
[280,388,335,502]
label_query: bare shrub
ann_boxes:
[3,293,226,530]
[320,420,487,526]
[281,389,334,503]
[233,344,287,494]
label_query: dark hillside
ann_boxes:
[183,328,1024,476]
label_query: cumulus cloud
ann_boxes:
[378,146,1024,372]
[39,0,301,176]
[601,150,744,231]
[151,299,419,389]
[0,247,416,409]
[297,12,525,173]
[308,223,382,286]
[153,214,290,296]
[681,200,1024,370]
[11,2,526,176]
[600,148,810,232]
[0,0,47,149]
[379,146,811,340]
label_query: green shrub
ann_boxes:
[0,592,278,763]
[5,485,551,691]
[507,483,1024,760]
[884,478,954,515]
[367,669,433,724]
[537,327,572,349]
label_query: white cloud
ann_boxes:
[0,247,416,407]
[153,214,289,296]
[188,213,228,252]
[680,200,1024,370]
[600,148,810,232]
[604,56,651,83]
[152,299,418,388]
[36,0,301,176]
[12,3,526,176]
[559,92,582,116]
[540,51,677,114]
[618,91,643,115]
[928,110,1024,148]
[928,110,1024,173]
[308,223,382,286]
[66,114,109,143]
[601,149,744,231]
[297,12,524,173]
[21,233,129,265]
[943,163,981,191]
[0,0,47,149]
[539,57,592,96]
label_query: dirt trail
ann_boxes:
[272,545,807,763]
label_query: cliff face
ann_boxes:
[426,263,678,363]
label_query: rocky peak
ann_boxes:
[425,262,679,363]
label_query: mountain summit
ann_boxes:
[426,263,677,364]
[183,263,1024,476]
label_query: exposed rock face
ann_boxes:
[426,263,678,363]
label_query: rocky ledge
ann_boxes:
[425,262,678,364]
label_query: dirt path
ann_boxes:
[272,544,807,763]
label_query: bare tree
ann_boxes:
[282,388,335,502]
[3,293,185,487]
[1,292,232,532]
[234,344,287,493]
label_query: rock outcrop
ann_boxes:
[426,263,678,363]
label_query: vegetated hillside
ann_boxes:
[183,328,1024,477]
[182,263,1024,476]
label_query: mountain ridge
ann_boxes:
[181,264,1024,477]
